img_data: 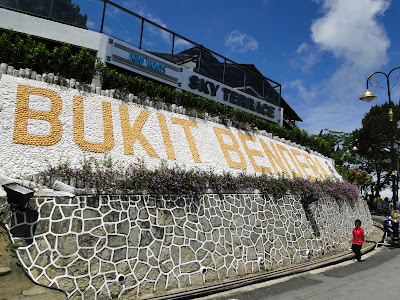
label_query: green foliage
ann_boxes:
[0,206,5,223]
[318,130,354,167]
[0,30,96,83]
[342,169,373,191]
[6,242,20,258]
[0,29,332,156]
[351,102,400,196]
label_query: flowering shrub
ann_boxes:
[342,169,373,192]
[38,158,360,201]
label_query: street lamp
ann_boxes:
[360,66,400,246]
[352,138,359,152]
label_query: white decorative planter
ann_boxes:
[70,78,76,88]
[0,63,7,74]
[25,68,31,78]
[6,66,13,75]
[35,74,42,81]
[48,73,54,83]
[31,71,37,79]
[19,68,25,77]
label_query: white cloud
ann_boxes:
[287,79,318,103]
[298,101,367,134]
[103,26,112,34]
[105,5,121,18]
[297,43,310,53]
[122,1,145,15]
[291,42,321,72]
[174,38,192,51]
[86,20,96,29]
[311,0,390,69]
[121,1,191,51]
[225,30,259,53]
[289,0,392,134]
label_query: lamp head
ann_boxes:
[352,145,359,152]
[393,209,398,223]
[389,108,394,122]
[360,89,377,102]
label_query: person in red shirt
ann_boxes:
[351,219,365,262]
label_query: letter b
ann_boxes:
[13,85,62,146]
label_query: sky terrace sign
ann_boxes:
[188,75,276,119]
[106,39,283,125]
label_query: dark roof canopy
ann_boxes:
[152,47,302,122]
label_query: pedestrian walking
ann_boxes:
[350,219,365,262]
[377,196,382,211]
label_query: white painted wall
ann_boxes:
[0,74,340,180]
[0,8,109,61]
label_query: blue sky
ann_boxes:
[79,0,400,134]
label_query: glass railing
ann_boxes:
[0,0,281,106]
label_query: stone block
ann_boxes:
[58,234,78,256]
[107,235,126,248]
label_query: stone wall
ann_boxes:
[3,193,372,299]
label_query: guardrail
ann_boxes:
[0,0,281,106]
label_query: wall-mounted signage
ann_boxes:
[106,39,181,86]
[105,39,283,125]
[129,52,166,74]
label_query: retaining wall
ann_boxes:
[3,193,372,299]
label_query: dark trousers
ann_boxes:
[352,244,362,261]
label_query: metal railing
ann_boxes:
[0,0,281,106]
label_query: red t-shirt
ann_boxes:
[352,227,365,245]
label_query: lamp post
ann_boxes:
[360,66,400,246]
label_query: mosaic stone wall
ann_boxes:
[4,193,372,299]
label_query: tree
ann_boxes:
[352,103,400,197]
[342,169,373,195]
[318,129,356,168]
[1,0,87,28]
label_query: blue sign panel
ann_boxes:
[129,53,166,74]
